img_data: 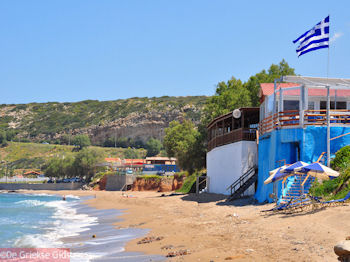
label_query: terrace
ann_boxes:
[259,76,350,136]
[207,108,259,152]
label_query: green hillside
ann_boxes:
[0,142,146,177]
[0,96,207,145]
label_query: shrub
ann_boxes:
[138,175,162,181]
[176,173,197,193]
[309,166,350,200]
[331,145,350,171]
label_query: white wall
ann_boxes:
[207,141,257,195]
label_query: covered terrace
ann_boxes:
[207,107,259,152]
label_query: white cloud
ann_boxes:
[330,32,344,43]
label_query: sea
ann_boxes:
[0,192,164,262]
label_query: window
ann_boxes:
[284,100,299,111]
[320,101,346,110]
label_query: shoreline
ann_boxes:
[18,189,349,261]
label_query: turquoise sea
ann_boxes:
[0,192,164,261]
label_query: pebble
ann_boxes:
[137,236,164,244]
[292,240,305,245]
[245,249,254,253]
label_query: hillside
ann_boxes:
[0,96,208,145]
[0,142,146,177]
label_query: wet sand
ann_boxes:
[21,190,350,261]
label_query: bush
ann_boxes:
[72,134,91,150]
[146,138,162,157]
[176,172,197,193]
[332,145,350,171]
[309,167,350,200]
[90,171,114,184]
[138,175,162,181]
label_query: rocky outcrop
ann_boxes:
[0,96,207,144]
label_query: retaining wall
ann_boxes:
[105,175,136,191]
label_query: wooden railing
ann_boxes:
[208,128,256,151]
[259,109,350,136]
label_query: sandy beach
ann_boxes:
[21,190,350,261]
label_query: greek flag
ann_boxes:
[293,16,329,57]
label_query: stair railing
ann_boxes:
[226,166,257,196]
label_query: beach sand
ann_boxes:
[21,190,350,261]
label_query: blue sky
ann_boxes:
[0,0,349,104]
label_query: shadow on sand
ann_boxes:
[180,193,262,207]
[261,206,328,218]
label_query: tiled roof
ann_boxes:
[260,83,350,97]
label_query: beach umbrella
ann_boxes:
[295,162,340,180]
[264,165,289,184]
[280,161,309,174]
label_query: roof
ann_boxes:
[23,171,41,175]
[145,157,177,161]
[260,83,299,97]
[260,82,350,98]
[123,159,145,164]
[207,107,259,129]
[283,75,350,89]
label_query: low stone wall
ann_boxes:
[0,183,83,191]
[105,175,137,191]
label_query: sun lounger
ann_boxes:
[322,191,350,206]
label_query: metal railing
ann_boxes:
[259,109,350,136]
[226,166,257,197]
[208,128,257,151]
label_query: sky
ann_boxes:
[0,0,349,104]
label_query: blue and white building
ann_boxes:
[255,76,350,202]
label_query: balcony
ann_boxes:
[259,109,350,136]
[207,108,259,152]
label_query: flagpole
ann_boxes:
[326,14,330,167]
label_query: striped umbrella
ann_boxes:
[264,165,289,184]
[295,162,340,180]
[280,161,309,174]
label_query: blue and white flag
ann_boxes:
[293,16,329,57]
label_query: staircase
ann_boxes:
[227,166,258,201]
[279,174,315,203]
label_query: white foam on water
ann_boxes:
[27,193,52,197]
[13,199,106,261]
[70,252,106,262]
[13,197,132,261]
[16,199,45,207]
[64,194,80,199]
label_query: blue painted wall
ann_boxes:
[255,126,350,203]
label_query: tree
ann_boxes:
[203,59,296,122]
[145,138,162,157]
[245,59,296,106]
[203,77,252,123]
[163,120,202,174]
[73,148,104,182]
[0,131,8,147]
[124,147,139,159]
[72,134,91,150]
[5,129,16,141]
[44,155,74,178]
